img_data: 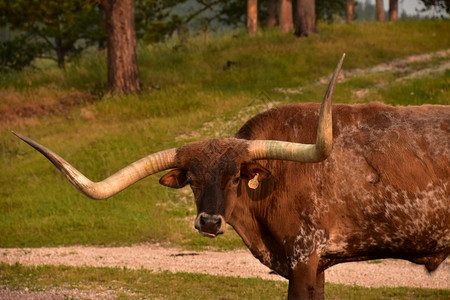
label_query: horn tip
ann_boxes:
[12,131,27,142]
[337,53,346,68]
[12,131,34,146]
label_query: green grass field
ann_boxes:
[0,19,449,298]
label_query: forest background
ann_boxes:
[1,0,449,93]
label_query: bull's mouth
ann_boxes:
[198,230,224,238]
[194,213,226,238]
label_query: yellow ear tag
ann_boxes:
[248,173,260,190]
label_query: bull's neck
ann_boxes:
[228,191,290,278]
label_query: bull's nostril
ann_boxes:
[201,215,220,225]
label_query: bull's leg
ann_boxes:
[314,272,325,300]
[287,253,324,299]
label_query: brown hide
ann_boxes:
[232,102,449,277]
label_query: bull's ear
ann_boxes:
[159,169,189,188]
[241,162,271,181]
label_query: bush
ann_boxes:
[0,35,46,72]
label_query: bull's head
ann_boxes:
[13,54,344,238]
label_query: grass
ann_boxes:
[1,19,450,249]
[379,70,450,105]
[1,263,449,299]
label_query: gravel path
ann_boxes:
[1,244,449,290]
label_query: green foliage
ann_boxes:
[316,0,346,22]
[0,34,46,72]
[135,0,188,43]
[419,0,450,14]
[217,0,246,26]
[0,0,103,67]
[135,0,227,43]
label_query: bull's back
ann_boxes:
[237,102,449,192]
[236,102,450,266]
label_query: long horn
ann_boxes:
[13,132,177,199]
[248,53,345,163]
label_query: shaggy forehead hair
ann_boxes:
[176,139,251,176]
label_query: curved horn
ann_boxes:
[248,53,345,163]
[13,132,177,199]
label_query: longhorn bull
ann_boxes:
[14,54,450,299]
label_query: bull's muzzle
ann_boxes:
[194,212,226,238]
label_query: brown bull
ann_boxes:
[14,54,450,299]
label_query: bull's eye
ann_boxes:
[190,184,201,196]
[232,176,240,185]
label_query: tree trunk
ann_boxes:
[346,0,354,23]
[55,37,65,68]
[267,0,277,28]
[247,0,258,36]
[279,0,293,33]
[99,0,141,94]
[389,0,398,21]
[295,0,316,37]
[376,0,385,22]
